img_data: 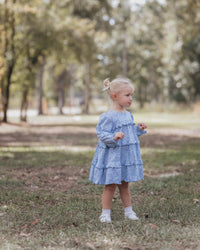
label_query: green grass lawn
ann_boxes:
[0,112,200,249]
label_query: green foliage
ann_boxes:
[1,0,200,119]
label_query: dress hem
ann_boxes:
[89,178,144,185]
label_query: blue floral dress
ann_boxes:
[89,110,146,185]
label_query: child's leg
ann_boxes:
[100,184,117,223]
[118,181,139,220]
[117,181,132,208]
[102,183,117,209]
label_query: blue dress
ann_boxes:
[89,110,146,185]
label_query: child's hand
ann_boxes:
[139,123,147,130]
[114,132,125,141]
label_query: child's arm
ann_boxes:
[96,113,118,147]
[130,113,147,137]
[136,123,147,137]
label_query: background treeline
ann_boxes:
[0,0,200,122]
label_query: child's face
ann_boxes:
[115,85,134,108]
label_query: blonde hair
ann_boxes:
[103,78,134,97]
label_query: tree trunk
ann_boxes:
[83,62,90,114]
[58,80,64,115]
[38,60,45,115]
[20,88,29,122]
[3,67,13,122]
[2,0,16,122]
[58,70,65,115]
[138,84,144,109]
[0,90,2,124]
[69,64,75,107]
[122,32,127,77]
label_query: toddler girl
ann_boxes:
[89,78,147,223]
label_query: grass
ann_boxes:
[0,112,200,249]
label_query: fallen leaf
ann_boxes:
[149,223,158,229]
[20,232,31,237]
[53,175,59,180]
[80,168,87,174]
[32,219,39,225]
[21,224,28,229]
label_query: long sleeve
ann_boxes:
[135,125,147,137]
[130,113,147,137]
[96,113,117,147]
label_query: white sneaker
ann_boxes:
[99,214,112,223]
[125,211,139,220]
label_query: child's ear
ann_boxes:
[112,93,117,100]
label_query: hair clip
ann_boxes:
[102,78,111,91]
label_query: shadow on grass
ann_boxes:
[0,149,93,169]
[1,128,200,150]
[0,131,98,147]
[0,149,94,194]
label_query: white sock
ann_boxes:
[101,209,111,216]
[124,206,133,215]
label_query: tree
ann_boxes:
[63,0,112,114]
[175,0,200,102]
[0,0,17,122]
[1,0,199,120]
